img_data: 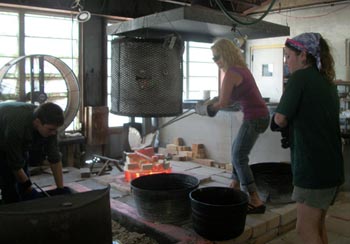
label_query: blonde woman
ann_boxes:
[196,38,269,214]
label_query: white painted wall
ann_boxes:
[251,47,284,103]
[248,3,350,80]
[159,109,291,164]
[159,3,350,165]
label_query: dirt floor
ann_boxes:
[112,220,159,244]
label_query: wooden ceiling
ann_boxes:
[158,0,349,15]
[0,0,347,19]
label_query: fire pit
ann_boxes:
[124,147,172,182]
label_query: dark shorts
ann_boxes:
[292,186,339,210]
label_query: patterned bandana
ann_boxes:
[285,32,322,70]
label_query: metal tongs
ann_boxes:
[157,98,215,130]
[157,106,196,130]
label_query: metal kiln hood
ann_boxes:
[107,6,290,42]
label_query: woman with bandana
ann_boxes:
[272,33,344,243]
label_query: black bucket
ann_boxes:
[190,187,248,241]
[131,173,199,223]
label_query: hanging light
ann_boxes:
[76,9,91,22]
[233,35,248,48]
[71,0,91,23]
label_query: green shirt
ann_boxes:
[276,66,344,189]
[0,102,61,170]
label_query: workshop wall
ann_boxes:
[159,3,350,167]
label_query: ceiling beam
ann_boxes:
[158,0,191,6]
[231,0,266,7]
[241,0,272,15]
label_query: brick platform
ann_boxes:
[65,160,298,244]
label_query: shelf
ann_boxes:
[338,81,350,136]
[335,80,350,85]
[341,133,350,139]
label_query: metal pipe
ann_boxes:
[157,0,191,6]
[346,38,350,66]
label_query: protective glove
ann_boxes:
[206,96,219,105]
[51,186,72,196]
[195,97,219,117]
[17,180,41,201]
[280,129,290,149]
[270,114,282,132]
[21,188,41,201]
[270,114,290,149]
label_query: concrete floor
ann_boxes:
[29,161,350,244]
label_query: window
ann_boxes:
[0,9,79,131]
[25,13,78,63]
[262,64,273,77]
[107,23,131,127]
[0,11,19,67]
[183,41,219,100]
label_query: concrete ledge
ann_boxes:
[66,181,298,244]
[68,182,208,244]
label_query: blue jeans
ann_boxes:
[231,116,270,193]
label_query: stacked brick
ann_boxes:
[124,147,170,172]
[159,137,231,170]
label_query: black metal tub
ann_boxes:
[190,187,248,241]
[131,173,199,224]
[0,186,112,244]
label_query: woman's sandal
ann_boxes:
[247,203,266,214]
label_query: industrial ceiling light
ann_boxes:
[233,34,248,48]
[71,0,91,23]
[76,9,91,22]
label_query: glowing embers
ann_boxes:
[124,147,171,182]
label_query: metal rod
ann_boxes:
[159,111,196,129]
[33,182,51,197]
[158,107,196,129]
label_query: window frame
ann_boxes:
[0,7,80,131]
[183,41,219,100]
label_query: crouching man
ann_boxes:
[0,102,70,204]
